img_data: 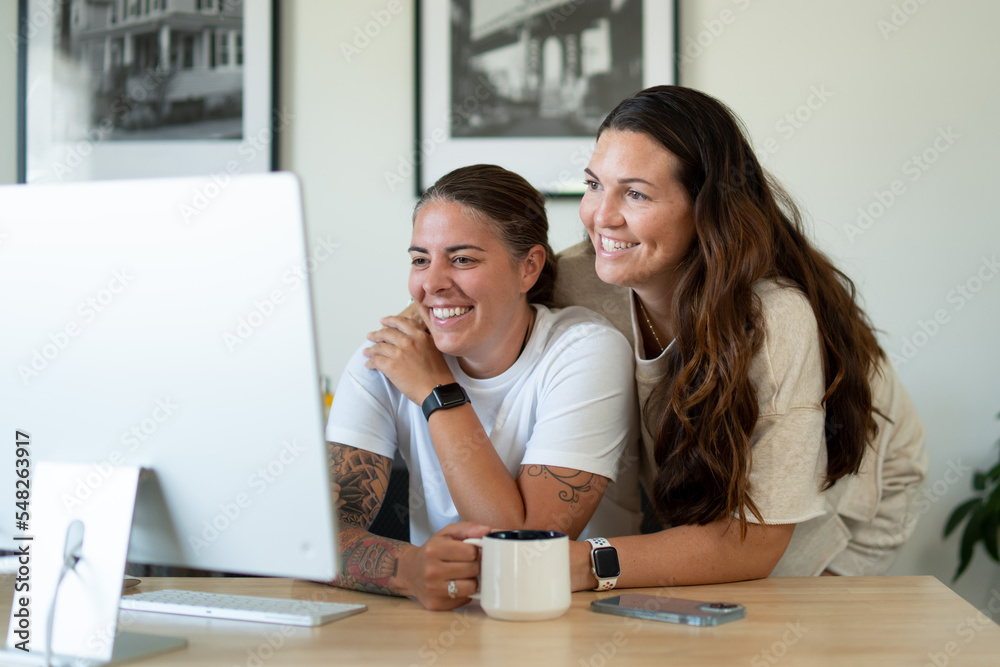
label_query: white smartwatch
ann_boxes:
[586,537,621,591]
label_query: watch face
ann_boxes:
[435,383,468,407]
[593,547,621,578]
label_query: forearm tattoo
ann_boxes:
[328,443,391,529]
[522,465,596,503]
[335,525,403,596]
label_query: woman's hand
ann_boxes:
[363,315,454,405]
[398,522,491,611]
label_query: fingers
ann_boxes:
[378,315,426,336]
[398,302,421,320]
[433,561,481,582]
[365,326,408,347]
[441,575,478,601]
[424,536,482,565]
[410,524,492,611]
[422,523,490,568]
[437,522,492,541]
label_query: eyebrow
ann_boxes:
[408,244,487,254]
[584,168,655,188]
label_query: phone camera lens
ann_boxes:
[705,602,739,610]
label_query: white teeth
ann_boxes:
[432,306,471,319]
[601,237,636,252]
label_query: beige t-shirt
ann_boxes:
[554,240,928,576]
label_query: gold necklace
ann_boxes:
[635,296,664,356]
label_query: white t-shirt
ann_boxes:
[326,305,641,546]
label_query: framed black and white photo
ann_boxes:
[415,0,677,197]
[17,0,278,184]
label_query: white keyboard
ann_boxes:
[119,589,366,626]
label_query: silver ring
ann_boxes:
[447,580,458,599]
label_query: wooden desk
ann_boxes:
[4,575,1000,665]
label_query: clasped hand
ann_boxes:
[363,315,455,405]
[400,523,491,611]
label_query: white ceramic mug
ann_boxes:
[463,529,571,621]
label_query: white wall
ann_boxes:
[676,0,1000,608]
[2,0,998,608]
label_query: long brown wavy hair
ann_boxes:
[599,86,885,534]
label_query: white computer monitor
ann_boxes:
[0,173,338,582]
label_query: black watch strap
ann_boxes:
[421,383,469,421]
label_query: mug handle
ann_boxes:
[462,538,484,600]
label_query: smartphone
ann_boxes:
[591,594,746,626]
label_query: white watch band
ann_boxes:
[586,537,619,591]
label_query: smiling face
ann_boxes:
[408,200,538,378]
[580,129,697,296]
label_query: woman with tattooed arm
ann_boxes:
[325,165,639,610]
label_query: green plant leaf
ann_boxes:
[973,472,988,491]
[984,510,1000,563]
[954,507,985,581]
[986,460,1000,483]
[944,498,982,538]
[990,484,1000,513]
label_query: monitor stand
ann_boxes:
[2,463,186,665]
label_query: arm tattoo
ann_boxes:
[334,525,405,596]
[521,465,596,503]
[328,443,392,529]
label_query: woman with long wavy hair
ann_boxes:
[555,86,928,589]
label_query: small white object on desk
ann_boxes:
[0,556,20,575]
[120,589,367,627]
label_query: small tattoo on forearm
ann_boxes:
[523,465,595,503]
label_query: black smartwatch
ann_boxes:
[586,537,621,591]
[421,383,469,421]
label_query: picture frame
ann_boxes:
[415,0,677,197]
[16,0,279,184]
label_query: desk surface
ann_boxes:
[4,575,1000,665]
